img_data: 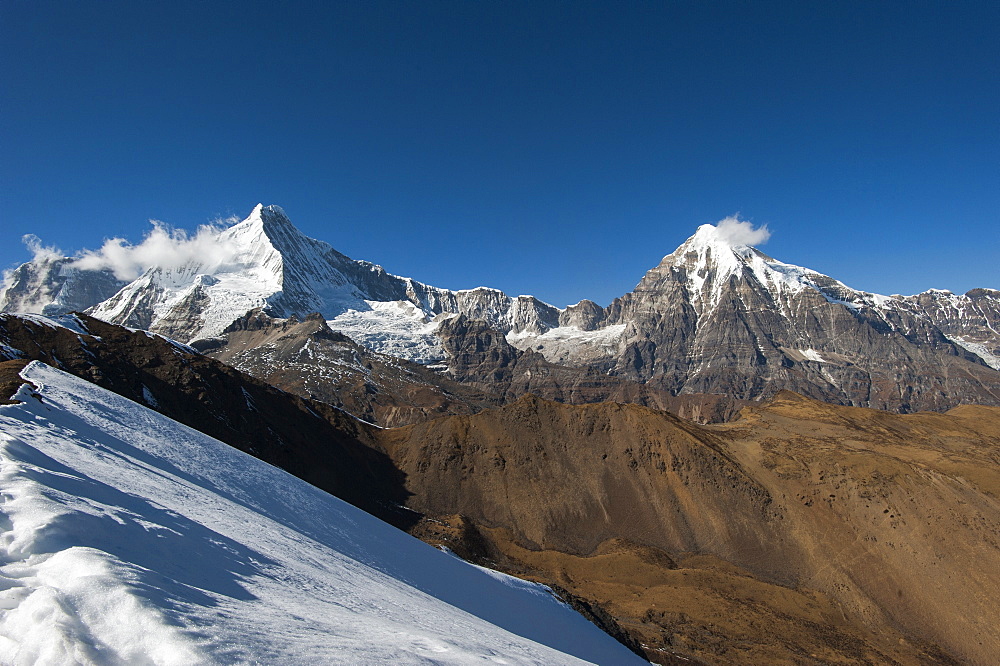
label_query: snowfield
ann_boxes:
[328,300,448,364]
[0,362,645,665]
[506,324,627,365]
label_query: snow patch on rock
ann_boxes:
[328,301,447,364]
[947,335,1000,370]
[508,324,627,365]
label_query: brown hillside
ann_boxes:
[381,393,1000,665]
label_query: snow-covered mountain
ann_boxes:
[512,222,1000,368]
[0,361,644,665]
[2,205,998,414]
[563,222,1000,412]
[83,204,558,359]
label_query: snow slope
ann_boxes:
[0,362,645,665]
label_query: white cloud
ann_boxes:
[71,221,238,281]
[713,215,771,247]
[22,234,64,262]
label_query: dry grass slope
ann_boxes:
[382,392,1000,664]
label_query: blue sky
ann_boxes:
[2,1,997,307]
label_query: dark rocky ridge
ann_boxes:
[896,287,1000,362]
[0,313,413,528]
[198,309,501,427]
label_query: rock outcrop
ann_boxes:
[198,309,499,427]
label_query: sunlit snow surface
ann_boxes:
[0,362,645,665]
[328,300,448,364]
[506,325,627,365]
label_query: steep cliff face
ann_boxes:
[894,287,1000,369]
[436,314,744,421]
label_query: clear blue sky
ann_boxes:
[2,1,997,307]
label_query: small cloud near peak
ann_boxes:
[70,221,236,281]
[712,215,770,247]
[22,234,63,262]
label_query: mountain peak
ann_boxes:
[645,217,853,315]
[258,203,290,221]
[674,217,770,257]
[241,203,297,235]
[659,217,772,276]
[662,222,752,282]
[222,204,315,269]
[691,222,751,248]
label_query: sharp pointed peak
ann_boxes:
[229,204,309,248]
[651,217,774,278]
[244,203,293,227]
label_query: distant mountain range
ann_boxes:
[3,204,998,418]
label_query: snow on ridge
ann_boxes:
[799,348,826,363]
[507,324,627,365]
[80,206,564,351]
[0,343,25,361]
[0,312,92,336]
[0,362,644,665]
[663,223,906,316]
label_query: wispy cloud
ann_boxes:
[22,234,64,262]
[713,215,770,247]
[70,221,238,281]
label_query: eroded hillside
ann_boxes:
[381,393,1000,665]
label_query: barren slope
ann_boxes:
[381,394,1000,664]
